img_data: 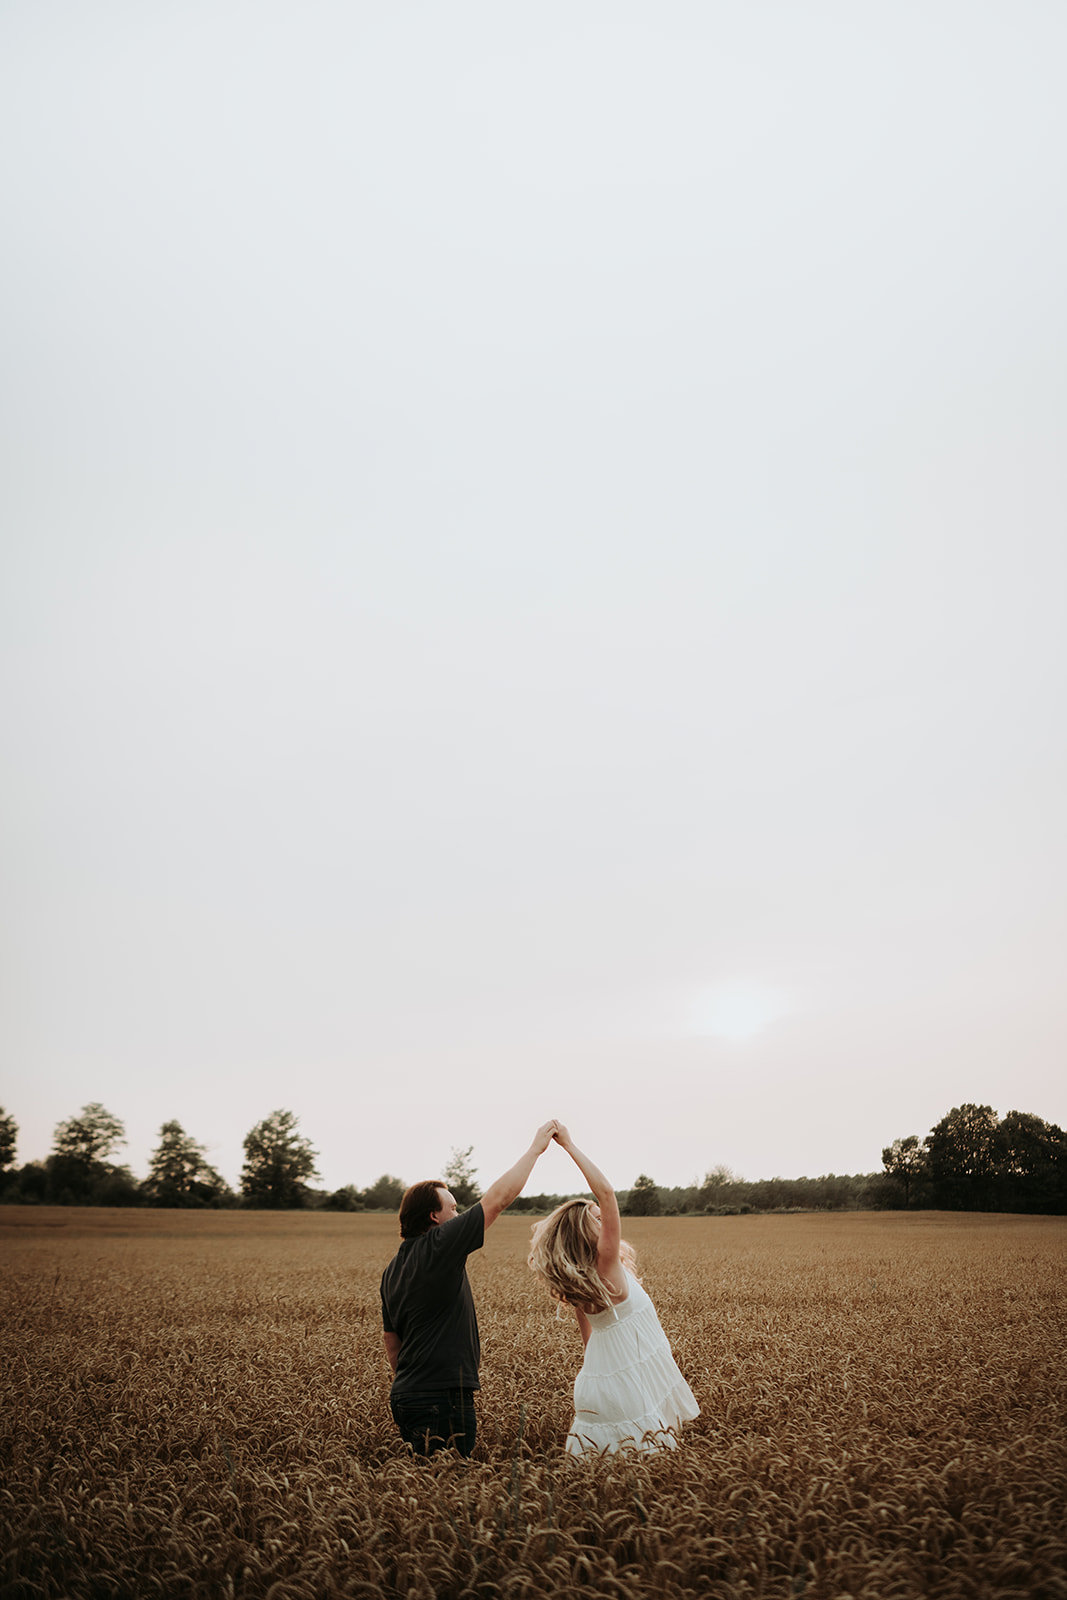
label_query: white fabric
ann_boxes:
[565,1269,700,1456]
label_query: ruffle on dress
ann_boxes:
[564,1270,699,1456]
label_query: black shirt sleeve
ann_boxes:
[429,1201,485,1263]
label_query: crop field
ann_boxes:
[2,1207,1065,1600]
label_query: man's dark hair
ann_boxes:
[399,1179,448,1239]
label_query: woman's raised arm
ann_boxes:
[552,1125,623,1286]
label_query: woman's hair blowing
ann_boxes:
[527,1199,636,1313]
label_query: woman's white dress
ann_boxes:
[566,1269,700,1456]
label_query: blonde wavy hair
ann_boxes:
[527,1198,638,1313]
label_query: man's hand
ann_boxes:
[533,1119,559,1153]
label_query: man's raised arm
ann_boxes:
[480,1120,558,1228]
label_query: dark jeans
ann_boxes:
[390,1388,477,1458]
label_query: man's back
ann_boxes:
[380,1123,557,1456]
[380,1201,485,1395]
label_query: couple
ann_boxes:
[380,1119,699,1458]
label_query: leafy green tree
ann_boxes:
[698,1163,739,1210]
[0,1108,16,1174]
[504,1192,572,1213]
[142,1120,229,1207]
[362,1174,406,1211]
[93,1165,141,1206]
[996,1111,1067,1214]
[625,1174,662,1216]
[240,1109,319,1208]
[4,1161,47,1203]
[443,1145,481,1208]
[924,1104,1001,1210]
[47,1103,127,1203]
[324,1184,365,1212]
[881,1135,927,1209]
[53,1102,126,1164]
[660,1183,701,1214]
[812,1173,854,1211]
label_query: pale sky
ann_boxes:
[2,3,1064,1199]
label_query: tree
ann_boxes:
[47,1103,127,1203]
[93,1165,141,1206]
[142,1120,229,1207]
[240,1109,319,1208]
[444,1145,481,1208]
[5,1161,47,1203]
[881,1135,927,1209]
[0,1108,16,1174]
[698,1163,739,1210]
[996,1111,1067,1214]
[924,1104,1001,1210]
[505,1192,572,1214]
[625,1174,662,1216]
[53,1102,126,1164]
[362,1174,406,1211]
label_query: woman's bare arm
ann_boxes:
[552,1125,624,1290]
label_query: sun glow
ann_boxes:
[689,981,787,1042]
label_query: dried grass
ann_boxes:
[1,1206,1064,1598]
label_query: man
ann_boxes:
[381,1119,557,1457]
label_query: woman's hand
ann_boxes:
[552,1123,574,1152]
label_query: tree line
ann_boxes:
[1,1100,1063,1214]
[0,1109,576,1214]
[878,1104,1066,1214]
[622,1105,1066,1216]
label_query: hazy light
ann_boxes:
[690,982,788,1042]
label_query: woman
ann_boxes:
[528,1124,699,1455]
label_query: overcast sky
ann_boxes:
[2,2,1064,1200]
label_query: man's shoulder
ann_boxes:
[384,1203,484,1266]
[432,1202,485,1253]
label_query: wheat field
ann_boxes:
[1,1206,1064,1599]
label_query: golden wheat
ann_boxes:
[1,1206,1064,1598]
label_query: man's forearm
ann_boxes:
[481,1143,541,1218]
[481,1121,556,1224]
[383,1331,401,1375]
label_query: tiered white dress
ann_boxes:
[565,1270,700,1456]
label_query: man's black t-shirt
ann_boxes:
[380,1202,485,1397]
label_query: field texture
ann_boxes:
[2,1207,1065,1599]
